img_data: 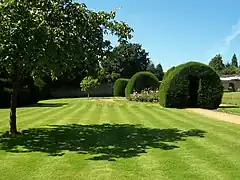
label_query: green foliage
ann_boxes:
[216,54,240,75]
[221,66,240,75]
[125,71,160,99]
[101,43,150,78]
[0,1,133,80]
[80,76,99,97]
[97,68,119,84]
[129,88,159,102]
[0,0,133,133]
[159,62,224,109]
[163,66,175,79]
[146,62,164,81]
[209,54,225,73]
[114,78,129,97]
[155,63,164,81]
[231,53,238,68]
[146,62,156,73]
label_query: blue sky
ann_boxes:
[79,0,240,71]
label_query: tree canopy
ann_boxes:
[146,62,164,81]
[0,0,133,135]
[209,53,240,75]
[101,42,150,78]
[209,54,225,73]
[231,53,238,68]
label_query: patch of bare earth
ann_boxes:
[185,104,240,125]
[96,99,115,103]
[146,103,160,107]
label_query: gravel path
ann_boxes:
[185,104,240,125]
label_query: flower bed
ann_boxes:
[129,88,159,102]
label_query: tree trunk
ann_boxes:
[88,93,90,99]
[10,81,18,136]
[10,85,18,135]
[9,63,20,136]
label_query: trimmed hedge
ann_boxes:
[159,61,224,109]
[163,66,175,79]
[125,71,160,99]
[114,78,129,97]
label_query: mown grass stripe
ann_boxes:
[132,105,207,179]
[0,106,48,125]
[139,105,231,179]
[148,107,240,154]
[19,104,77,129]
[0,103,83,178]
[158,108,240,146]
[54,103,89,125]
[0,98,240,180]
[150,106,240,138]
[105,103,155,180]
[144,106,240,178]
[0,107,59,132]
[110,103,170,179]
[23,104,93,180]
[183,109,240,134]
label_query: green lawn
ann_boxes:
[219,92,240,114]
[0,98,240,180]
[222,92,240,105]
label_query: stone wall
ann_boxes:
[52,84,114,98]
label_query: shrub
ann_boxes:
[163,66,175,79]
[80,76,99,98]
[159,61,224,109]
[129,88,159,102]
[125,71,160,99]
[114,78,129,97]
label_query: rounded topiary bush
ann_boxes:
[125,71,160,99]
[159,61,224,109]
[163,66,175,79]
[114,78,129,97]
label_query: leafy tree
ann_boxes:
[80,76,99,98]
[101,42,150,78]
[146,61,156,74]
[0,0,133,135]
[146,62,164,81]
[231,53,238,68]
[155,63,164,81]
[209,54,225,72]
[97,68,119,84]
[225,62,231,67]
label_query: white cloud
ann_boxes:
[225,19,240,46]
[207,18,240,59]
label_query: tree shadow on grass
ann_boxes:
[27,103,68,108]
[0,124,206,161]
[218,105,240,108]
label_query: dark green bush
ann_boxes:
[159,61,224,109]
[125,71,160,99]
[114,78,129,97]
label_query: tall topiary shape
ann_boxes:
[159,62,224,109]
[125,71,160,99]
[114,78,129,97]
